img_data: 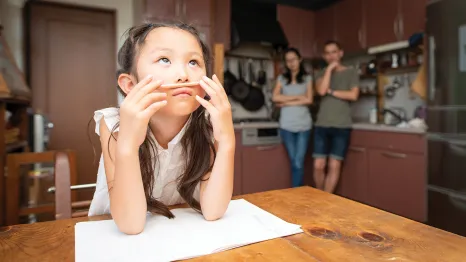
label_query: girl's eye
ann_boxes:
[157,58,170,64]
[189,60,199,66]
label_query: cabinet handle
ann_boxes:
[393,17,398,39]
[382,151,407,159]
[175,0,180,17]
[349,146,365,153]
[358,28,362,47]
[399,16,404,40]
[257,145,278,151]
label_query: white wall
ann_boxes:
[1,0,139,103]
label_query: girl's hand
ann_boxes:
[196,75,235,148]
[118,75,167,150]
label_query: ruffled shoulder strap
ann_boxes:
[94,107,120,136]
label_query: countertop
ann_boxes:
[352,122,426,134]
[2,187,465,261]
[233,120,426,134]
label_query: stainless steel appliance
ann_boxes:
[426,0,466,237]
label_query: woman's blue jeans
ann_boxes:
[280,129,311,187]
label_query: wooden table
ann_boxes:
[1,187,465,261]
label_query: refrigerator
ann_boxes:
[426,0,466,237]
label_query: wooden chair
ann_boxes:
[50,151,95,219]
[5,150,77,225]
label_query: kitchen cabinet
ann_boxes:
[277,5,316,58]
[276,5,316,58]
[314,5,335,54]
[334,0,364,53]
[213,0,231,50]
[399,0,427,39]
[145,0,177,21]
[340,130,427,222]
[364,0,400,47]
[340,145,369,204]
[368,149,426,222]
[241,143,291,194]
[145,0,212,25]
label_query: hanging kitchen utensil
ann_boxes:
[241,61,265,112]
[257,60,267,85]
[230,59,250,102]
[384,77,402,99]
[223,57,236,95]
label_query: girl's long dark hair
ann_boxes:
[110,22,215,218]
[282,47,307,84]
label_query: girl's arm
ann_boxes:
[99,121,148,235]
[272,77,305,103]
[199,141,234,220]
[195,75,237,220]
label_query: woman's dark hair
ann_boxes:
[282,47,307,84]
[109,22,215,218]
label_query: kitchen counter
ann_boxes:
[2,187,466,261]
[233,121,280,129]
[352,122,426,134]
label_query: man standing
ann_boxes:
[313,40,359,193]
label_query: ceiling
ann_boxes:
[251,0,341,11]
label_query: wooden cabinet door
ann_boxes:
[340,146,369,204]
[213,0,231,50]
[183,0,212,26]
[277,5,302,51]
[399,0,427,39]
[242,144,291,194]
[145,0,178,21]
[364,0,400,46]
[368,150,426,222]
[315,6,336,54]
[300,10,316,59]
[335,0,364,53]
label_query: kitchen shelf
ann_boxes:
[5,140,29,153]
[360,74,377,80]
[381,64,420,75]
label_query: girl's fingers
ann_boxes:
[139,101,167,119]
[195,95,216,114]
[212,74,229,100]
[132,79,164,103]
[199,80,220,106]
[204,75,229,105]
[138,92,167,110]
[126,75,154,99]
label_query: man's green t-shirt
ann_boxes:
[315,67,359,128]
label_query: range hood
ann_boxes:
[230,0,288,52]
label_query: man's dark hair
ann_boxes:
[324,40,342,50]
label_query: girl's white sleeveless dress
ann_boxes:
[88,107,200,216]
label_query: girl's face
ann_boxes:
[285,51,301,73]
[135,27,207,117]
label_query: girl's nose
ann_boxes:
[176,66,188,83]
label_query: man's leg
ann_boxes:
[280,129,298,186]
[312,127,328,190]
[324,128,351,193]
[292,130,311,187]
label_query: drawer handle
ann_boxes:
[257,145,278,151]
[382,151,407,159]
[349,147,365,153]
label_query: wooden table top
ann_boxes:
[1,186,465,261]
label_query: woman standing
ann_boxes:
[272,47,313,187]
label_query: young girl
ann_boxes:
[272,47,313,188]
[88,22,235,235]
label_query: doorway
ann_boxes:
[26,2,117,200]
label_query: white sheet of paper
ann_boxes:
[75,199,303,262]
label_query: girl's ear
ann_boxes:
[118,73,136,95]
